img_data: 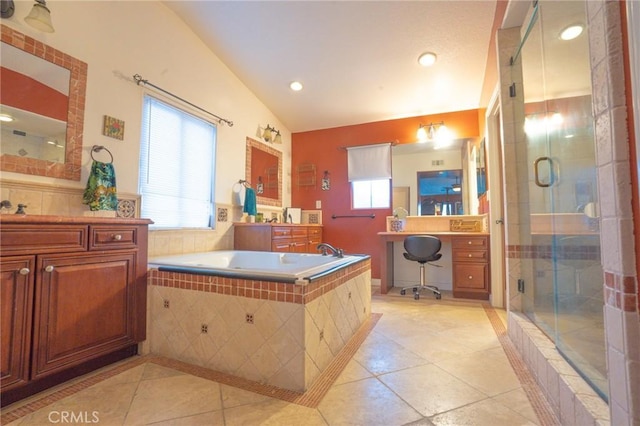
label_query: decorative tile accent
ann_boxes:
[217,207,228,222]
[116,198,137,218]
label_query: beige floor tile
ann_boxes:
[378,364,487,417]
[492,388,541,425]
[354,331,430,374]
[333,358,374,385]
[224,399,327,426]
[124,374,222,425]
[149,410,225,425]
[430,397,538,426]
[219,383,273,409]
[13,381,139,425]
[435,347,521,396]
[317,377,423,425]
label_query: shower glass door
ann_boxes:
[516,1,606,399]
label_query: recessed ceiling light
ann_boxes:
[560,24,583,41]
[290,81,303,91]
[418,52,437,67]
[0,114,14,122]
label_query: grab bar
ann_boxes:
[332,214,375,219]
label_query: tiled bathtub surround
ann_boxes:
[148,259,371,392]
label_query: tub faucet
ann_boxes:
[317,243,344,258]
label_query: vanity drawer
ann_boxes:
[272,226,307,239]
[89,226,138,250]
[453,264,489,290]
[452,236,488,249]
[0,225,88,255]
[308,227,322,238]
[453,249,488,262]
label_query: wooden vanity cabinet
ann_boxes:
[451,235,490,300]
[234,224,323,253]
[0,216,151,406]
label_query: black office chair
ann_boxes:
[399,235,442,300]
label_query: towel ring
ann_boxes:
[91,145,113,164]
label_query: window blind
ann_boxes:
[347,143,392,181]
[139,95,217,228]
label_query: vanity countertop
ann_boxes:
[233,222,322,227]
[0,214,153,225]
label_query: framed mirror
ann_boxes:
[245,137,282,207]
[0,24,87,181]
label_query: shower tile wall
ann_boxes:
[500,2,639,424]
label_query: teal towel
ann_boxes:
[82,160,118,211]
[243,187,257,216]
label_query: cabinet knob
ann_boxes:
[468,241,472,245]
[468,275,473,280]
[112,234,123,241]
[45,265,55,273]
[468,254,473,258]
[19,267,30,275]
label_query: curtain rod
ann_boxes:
[133,74,234,127]
[338,140,398,151]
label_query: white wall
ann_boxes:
[1,1,290,208]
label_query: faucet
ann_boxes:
[316,243,344,258]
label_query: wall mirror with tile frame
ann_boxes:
[245,137,282,207]
[0,25,87,181]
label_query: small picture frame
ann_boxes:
[103,115,125,140]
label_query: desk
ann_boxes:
[378,231,491,299]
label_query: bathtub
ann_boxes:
[146,250,372,392]
[148,250,368,283]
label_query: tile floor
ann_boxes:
[2,288,559,426]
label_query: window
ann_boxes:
[347,143,392,209]
[352,179,391,208]
[139,95,217,228]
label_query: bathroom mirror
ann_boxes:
[0,25,87,181]
[245,137,282,207]
[392,141,469,215]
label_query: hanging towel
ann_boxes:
[83,160,118,211]
[243,187,257,216]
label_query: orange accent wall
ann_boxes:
[292,109,481,279]
[0,67,68,121]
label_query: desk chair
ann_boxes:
[400,235,442,300]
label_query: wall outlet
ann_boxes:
[316,200,322,209]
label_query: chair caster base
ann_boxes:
[400,289,406,295]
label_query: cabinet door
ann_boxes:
[31,252,137,380]
[307,228,323,253]
[1,256,35,391]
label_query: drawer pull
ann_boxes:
[45,265,55,273]
[468,275,473,280]
[19,267,30,275]
[468,241,472,245]
[112,234,123,241]
[468,254,473,258]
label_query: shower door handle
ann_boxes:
[534,156,554,187]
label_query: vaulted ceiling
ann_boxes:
[164,1,499,133]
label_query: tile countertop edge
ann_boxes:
[0,215,154,225]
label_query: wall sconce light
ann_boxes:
[417,121,452,148]
[1,0,15,18]
[24,0,54,33]
[261,124,282,144]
